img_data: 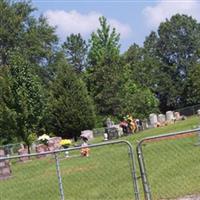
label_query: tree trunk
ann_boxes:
[27,144,30,154]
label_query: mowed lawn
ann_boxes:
[0,116,200,200]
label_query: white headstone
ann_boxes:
[149,113,158,126]
[166,111,174,121]
[197,109,200,116]
[158,114,166,123]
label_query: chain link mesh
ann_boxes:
[140,131,200,199]
[0,141,137,200]
[0,155,60,200]
[59,144,135,200]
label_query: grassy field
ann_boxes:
[0,116,200,200]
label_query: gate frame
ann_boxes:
[0,140,140,200]
[136,128,200,200]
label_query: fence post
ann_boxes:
[192,105,195,115]
[127,142,140,200]
[137,143,152,200]
[54,152,65,200]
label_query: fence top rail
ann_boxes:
[0,143,21,148]
[0,139,133,161]
[175,104,200,111]
[137,128,200,148]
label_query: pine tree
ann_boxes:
[62,33,88,74]
[87,16,122,115]
[49,64,96,140]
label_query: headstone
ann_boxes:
[174,112,181,121]
[36,144,49,158]
[112,124,123,137]
[197,109,200,117]
[149,113,158,127]
[18,148,29,162]
[48,137,62,151]
[142,119,148,129]
[0,149,11,180]
[105,127,119,140]
[158,114,166,123]
[81,130,94,141]
[142,121,147,129]
[166,111,174,122]
[106,118,114,128]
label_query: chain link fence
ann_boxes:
[0,143,22,156]
[2,128,200,200]
[0,140,140,200]
[137,128,200,200]
[175,104,200,117]
[0,152,61,200]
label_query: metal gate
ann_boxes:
[0,140,140,200]
[136,128,200,200]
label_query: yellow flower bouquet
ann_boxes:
[60,139,71,148]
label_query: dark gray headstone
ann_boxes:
[105,127,119,140]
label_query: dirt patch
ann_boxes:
[144,132,195,143]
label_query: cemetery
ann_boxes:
[1,1,200,199]
[0,109,190,163]
[0,114,200,200]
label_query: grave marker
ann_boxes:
[0,149,11,180]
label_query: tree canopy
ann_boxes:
[144,14,200,111]
[87,16,122,115]
[0,53,45,150]
[1,0,200,145]
[62,33,88,74]
[48,63,96,141]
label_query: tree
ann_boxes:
[118,81,159,119]
[185,63,200,105]
[62,33,88,73]
[88,17,120,66]
[143,14,200,111]
[87,16,122,115]
[123,43,159,90]
[117,53,159,119]
[121,43,160,118]
[0,0,58,82]
[0,66,17,144]
[0,53,46,151]
[48,63,96,141]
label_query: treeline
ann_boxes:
[1,0,200,145]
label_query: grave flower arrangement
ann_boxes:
[60,139,71,149]
[38,134,50,145]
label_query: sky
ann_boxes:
[31,0,200,52]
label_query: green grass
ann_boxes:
[0,116,200,200]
